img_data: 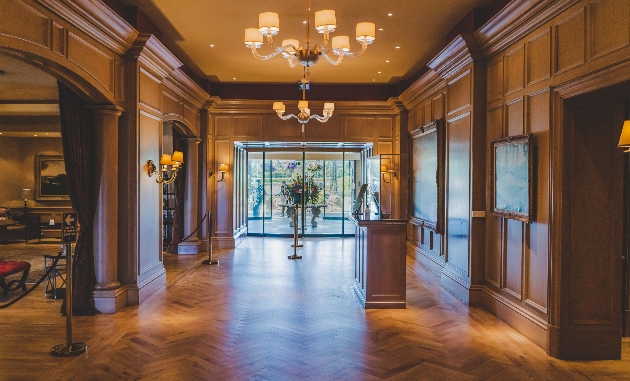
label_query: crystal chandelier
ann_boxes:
[271,67,334,132]
[244,0,376,68]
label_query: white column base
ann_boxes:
[93,285,128,313]
[177,241,201,254]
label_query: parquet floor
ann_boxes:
[1,237,629,380]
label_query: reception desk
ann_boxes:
[350,215,407,309]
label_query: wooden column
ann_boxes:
[178,137,201,254]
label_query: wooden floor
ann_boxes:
[1,237,629,380]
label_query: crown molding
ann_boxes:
[127,34,182,78]
[164,68,210,110]
[38,0,138,55]
[399,69,445,110]
[206,98,399,116]
[427,34,482,80]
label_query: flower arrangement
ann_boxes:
[289,173,322,204]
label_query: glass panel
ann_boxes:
[247,154,263,234]
[343,155,358,234]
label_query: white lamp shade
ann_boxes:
[332,36,350,52]
[273,102,285,112]
[298,100,309,109]
[245,28,263,47]
[259,12,279,35]
[282,39,300,49]
[281,39,300,58]
[619,120,630,147]
[315,10,336,32]
[323,102,334,111]
[356,22,376,43]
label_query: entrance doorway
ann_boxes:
[247,150,361,236]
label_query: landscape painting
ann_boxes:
[492,134,531,222]
[36,155,70,200]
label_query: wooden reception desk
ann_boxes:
[350,215,407,309]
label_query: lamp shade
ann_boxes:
[18,188,33,200]
[315,10,336,32]
[259,12,279,35]
[356,22,376,43]
[323,102,334,111]
[159,154,172,165]
[219,163,228,173]
[245,28,263,47]
[298,100,309,109]
[273,102,285,112]
[171,151,184,163]
[332,36,350,52]
[619,120,630,147]
[380,165,387,173]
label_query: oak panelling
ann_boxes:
[214,116,230,137]
[139,68,162,112]
[433,93,445,120]
[345,117,374,139]
[183,103,196,127]
[265,116,302,139]
[485,105,504,288]
[504,219,523,299]
[163,91,179,116]
[447,71,471,115]
[0,0,49,48]
[215,140,231,236]
[487,58,504,102]
[590,0,630,60]
[414,109,423,129]
[233,116,262,139]
[506,97,525,136]
[376,118,393,139]
[446,114,471,276]
[526,89,550,314]
[307,116,342,140]
[504,45,525,95]
[51,22,64,55]
[68,32,115,93]
[138,111,162,275]
[422,102,432,126]
[527,28,552,86]
[555,8,586,74]
[376,141,393,156]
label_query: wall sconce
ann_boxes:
[218,163,228,182]
[618,100,630,152]
[380,165,397,184]
[147,151,184,185]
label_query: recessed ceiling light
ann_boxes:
[395,46,400,49]
[386,60,389,63]
[372,79,375,82]
[210,44,215,47]
[303,21,307,24]
[378,28,383,31]
[33,134,38,137]
[387,13,393,16]
[378,71,381,74]
[0,132,3,135]
[233,77,237,80]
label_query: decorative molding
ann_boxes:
[399,69,445,110]
[164,68,209,110]
[207,98,399,115]
[481,285,548,330]
[427,34,482,80]
[127,34,182,79]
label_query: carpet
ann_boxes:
[0,242,63,284]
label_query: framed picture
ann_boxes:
[35,154,70,201]
[409,119,445,234]
[491,134,532,222]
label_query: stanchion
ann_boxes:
[288,205,302,260]
[202,210,218,265]
[51,242,87,356]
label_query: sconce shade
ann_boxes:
[171,151,184,163]
[159,154,172,165]
[356,22,376,43]
[323,103,334,111]
[18,188,33,200]
[245,28,263,47]
[619,120,630,147]
[259,12,279,35]
[332,35,350,51]
[219,163,228,173]
[315,10,336,32]
[380,165,387,173]
[273,102,285,112]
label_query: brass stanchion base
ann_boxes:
[51,342,87,356]
[291,243,303,247]
[201,259,219,265]
[287,255,302,260]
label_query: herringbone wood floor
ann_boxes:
[1,237,629,380]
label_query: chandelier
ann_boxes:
[244,0,376,68]
[272,67,334,132]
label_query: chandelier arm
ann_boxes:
[265,33,283,52]
[321,30,330,50]
[321,51,344,65]
[309,114,331,123]
[251,43,283,60]
[340,40,369,57]
[162,172,178,185]
[277,113,298,121]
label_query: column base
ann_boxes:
[93,285,128,313]
[178,241,201,254]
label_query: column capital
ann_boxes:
[183,137,201,145]
[87,104,124,117]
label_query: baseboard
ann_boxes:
[440,266,477,305]
[212,236,235,249]
[406,242,444,277]
[126,267,166,305]
[548,324,621,360]
[198,239,209,253]
[93,285,128,314]
[481,286,548,352]
[178,240,200,254]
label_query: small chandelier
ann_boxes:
[272,67,334,132]
[147,151,183,185]
[244,0,376,68]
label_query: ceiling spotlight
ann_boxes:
[233,77,237,80]
[378,28,383,31]
[395,46,400,49]
[210,44,215,47]
[33,134,38,137]
[377,71,381,74]
[385,60,389,62]
[387,13,393,16]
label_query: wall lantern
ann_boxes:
[147,151,184,185]
[380,165,397,184]
[218,163,228,182]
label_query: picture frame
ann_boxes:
[491,134,532,223]
[409,119,445,234]
[35,154,70,201]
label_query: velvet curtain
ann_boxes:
[167,128,185,253]
[57,81,96,316]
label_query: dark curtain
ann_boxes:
[168,129,185,253]
[57,81,96,316]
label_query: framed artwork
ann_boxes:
[491,134,532,222]
[409,119,445,234]
[35,154,70,201]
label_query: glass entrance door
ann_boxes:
[247,151,359,237]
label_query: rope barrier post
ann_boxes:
[288,204,302,260]
[52,212,86,357]
[202,210,218,265]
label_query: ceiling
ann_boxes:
[0,54,59,102]
[122,0,495,84]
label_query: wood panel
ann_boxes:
[51,22,64,55]
[376,118,393,139]
[306,116,341,140]
[233,116,262,139]
[447,71,471,115]
[527,28,551,85]
[376,141,393,155]
[214,116,230,137]
[555,8,586,74]
[183,104,196,127]
[433,94,445,120]
[504,45,525,95]
[214,140,231,236]
[485,105,504,288]
[487,58,504,102]
[345,117,374,139]
[422,102,432,126]
[163,91,179,116]
[506,97,525,136]
[590,0,630,60]
[139,68,162,112]
[504,219,523,299]
[265,117,302,139]
[0,0,49,47]
[68,32,115,93]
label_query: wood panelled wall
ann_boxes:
[402,0,630,358]
[207,100,404,248]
